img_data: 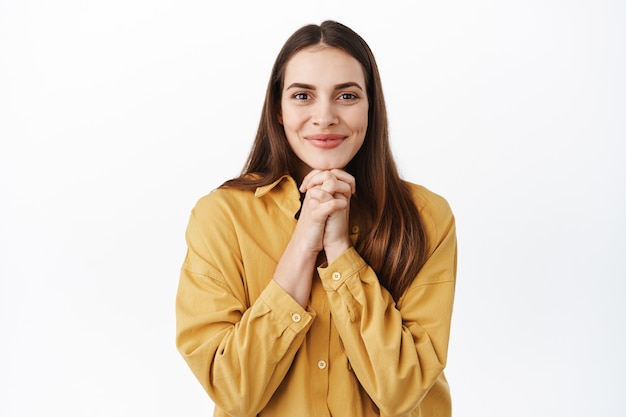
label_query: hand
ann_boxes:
[272,169,355,307]
[300,169,355,263]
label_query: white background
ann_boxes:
[1,1,624,416]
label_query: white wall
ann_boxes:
[1,1,624,415]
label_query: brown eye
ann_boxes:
[338,93,358,100]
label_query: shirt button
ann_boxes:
[291,313,301,323]
[317,360,327,370]
[351,225,359,234]
[332,272,341,281]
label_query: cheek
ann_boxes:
[280,108,299,131]
[353,113,368,135]
[349,105,369,131]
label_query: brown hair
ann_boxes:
[222,21,427,300]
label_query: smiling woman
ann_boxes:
[280,46,369,180]
[175,20,457,417]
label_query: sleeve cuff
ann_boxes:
[259,279,316,333]
[317,247,367,291]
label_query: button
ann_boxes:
[291,313,301,323]
[332,272,341,281]
[351,225,359,234]
[317,360,327,370]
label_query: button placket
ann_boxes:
[308,277,330,403]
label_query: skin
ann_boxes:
[272,45,369,307]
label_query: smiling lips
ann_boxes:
[305,133,346,149]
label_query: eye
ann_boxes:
[338,92,358,101]
[293,92,311,100]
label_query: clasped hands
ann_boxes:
[295,169,355,264]
[272,169,355,306]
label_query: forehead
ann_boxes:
[283,46,366,86]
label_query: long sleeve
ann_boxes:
[175,189,315,417]
[176,179,456,417]
[318,187,457,417]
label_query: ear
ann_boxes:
[277,110,283,125]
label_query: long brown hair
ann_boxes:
[222,21,427,301]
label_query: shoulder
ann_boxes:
[404,182,456,252]
[192,186,254,213]
[404,182,454,222]
[186,187,257,235]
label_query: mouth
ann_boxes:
[305,133,346,149]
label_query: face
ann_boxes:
[280,46,369,180]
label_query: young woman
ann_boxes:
[176,20,457,417]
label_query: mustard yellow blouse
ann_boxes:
[176,175,457,417]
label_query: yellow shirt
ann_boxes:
[176,175,457,417]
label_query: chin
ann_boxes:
[309,160,349,171]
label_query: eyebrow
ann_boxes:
[285,82,364,91]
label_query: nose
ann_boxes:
[312,100,338,127]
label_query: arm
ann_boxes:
[175,196,315,417]
[273,169,355,306]
[318,191,457,416]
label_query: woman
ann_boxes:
[176,20,457,417]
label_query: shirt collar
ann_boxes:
[254,174,296,198]
[254,174,302,219]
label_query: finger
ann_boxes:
[298,190,347,227]
[300,169,332,192]
[314,196,349,216]
[320,178,352,199]
[302,169,356,196]
[305,187,335,204]
[299,170,317,192]
[302,169,354,194]
[329,169,356,194]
